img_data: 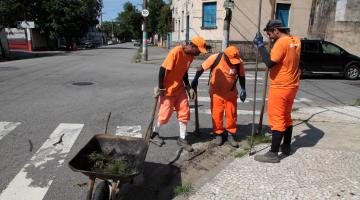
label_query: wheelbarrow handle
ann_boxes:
[145,96,159,143]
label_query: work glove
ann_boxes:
[191,79,198,91]
[240,89,246,102]
[253,32,264,48]
[185,85,196,100]
[154,87,165,97]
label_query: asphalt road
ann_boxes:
[0,43,359,200]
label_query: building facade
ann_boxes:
[308,0,360,56]
[171,0,313,59]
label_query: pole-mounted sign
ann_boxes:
[141,9,149,17]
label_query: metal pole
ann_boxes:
[142,0,148,61]
[249,0,262,156]
[258,0,276,135]
[222,5,231,51]
[185,0,189,44]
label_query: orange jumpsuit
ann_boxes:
[157,46,194,125]
[268,35,301,132]
[201,54,245,134]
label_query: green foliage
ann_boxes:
[157,4,171,38]
[116,2,142,40]
[246,135,272,146]
[174,183,192,197]
[234,149,248,158]
[354,99,360,106]
[88,152,137,175]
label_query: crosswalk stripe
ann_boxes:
[115,125,142,138]
[0,122,21,141]
[0,123,84,200]
[196,96,312,103]
[190,108,260,115]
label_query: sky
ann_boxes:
[102,0,170,22]
[102,0,143,22]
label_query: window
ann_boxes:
[202,2,217,29]
[322,42,342,55]
[303,42,321,53]
[276,3,290,27]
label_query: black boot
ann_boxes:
[254,131,283,163]
[214,133,224,146]
[281,126,292,155]
[227,133,239,148]
[150,132,165,146]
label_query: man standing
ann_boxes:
[253,20,301,163]
[152,36,207,152]
[191,46,246,148]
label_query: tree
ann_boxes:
[36,0,102,48]
[116,2,142,41]
[148,0,165,36]
[157,4,171,39]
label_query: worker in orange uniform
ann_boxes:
[253,20,301,163]
[152,36,208,152]
[191,46,246,148]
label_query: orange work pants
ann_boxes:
[211,95,237,134]
[268,87,298,132]
[157,90,190,125]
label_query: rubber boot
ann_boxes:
[281,126,292,155]
[214,133,224,146]
[254,131,283,163]
[227,133,239,148]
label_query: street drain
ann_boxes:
[0,67,19,71]
[72,81,94,86]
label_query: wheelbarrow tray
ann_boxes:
[69,134,148,182]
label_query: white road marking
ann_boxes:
[0,123,84,200]
[190,108,260,115]
[115,125,142,138]
[0,122,21,141]
[196,96,312,103]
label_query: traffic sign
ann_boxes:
[142,9,149,17]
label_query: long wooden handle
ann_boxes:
[145,96,159,143]
[194,92,199,133]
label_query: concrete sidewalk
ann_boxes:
[143,46,267,71]
[182,106,360,199]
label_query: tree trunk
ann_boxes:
[0,27,6,58]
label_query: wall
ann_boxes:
[309,0,360,56]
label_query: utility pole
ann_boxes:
[185,0,189,44]
[142,0,148,61]
[222,0,234,51]
[111,20,114,39]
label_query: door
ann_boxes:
[301,41,323,72]
[320,41,347,72]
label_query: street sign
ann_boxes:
[17,21,35,29]
[141,9,149,17]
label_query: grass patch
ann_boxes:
[354,99,360,106]
[234,149,248,158]
[174,183,192,197]
[133,48,142,63]
[292,107,299,112]
[246,134,272,146]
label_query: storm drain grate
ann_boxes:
[72,81,94,86]
[0,67,19,71]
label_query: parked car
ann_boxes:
[133,40,141,47]
[300,39,360,80]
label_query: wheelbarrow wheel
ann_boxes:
[92,181,110,200]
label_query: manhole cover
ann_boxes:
[72,81,94,86]
[0,67,19,71]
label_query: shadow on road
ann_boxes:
[119,162,182,200]
[1,50,68,62]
